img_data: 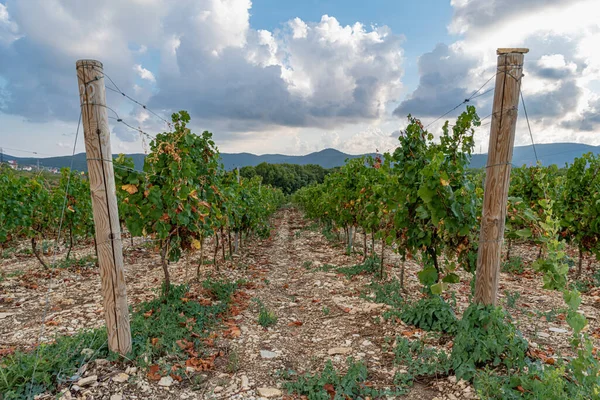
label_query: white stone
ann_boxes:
[214,386,224,393]
[448,375,457,384]
[110,395,123,400]
[328,347,352,355]
[80,348,94,357]
[125,366,137,375]
[260,350,278,359]
[0,312,14,319]
[361,340,372,347]
[77,375,97,387]
[112,373,129,383]
[257,387,282,398]
[158,376,174,387]
[549,327,569,334]
[241,375,250,388]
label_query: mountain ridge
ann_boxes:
[3,143,599,172]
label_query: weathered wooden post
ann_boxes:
[474,48,528,305]
[76,60,132,354]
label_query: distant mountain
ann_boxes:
[220,148,366,169]
[469,143,600,169]
[3,143,600,172]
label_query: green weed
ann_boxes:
[253,299,277,328]
[400,296,458,334]
[501,257,525,274]
[450,304,528,381]
[284,358,400,399]
[503,290,521,309]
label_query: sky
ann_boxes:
[0,0,599,158]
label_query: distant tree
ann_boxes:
[240,163,331,194]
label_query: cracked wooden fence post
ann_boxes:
[474,48,528,306]
[76,59,132,354]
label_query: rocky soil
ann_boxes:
[1,207,600,399]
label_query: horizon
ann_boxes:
[3,142,599,161]
[1,1,599,158]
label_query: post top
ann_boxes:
[497,48,529,55]
[76,59,103,68]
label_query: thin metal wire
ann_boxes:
[27,111,82,400]
[520,89,539,163]
[92,66,172,129]
[108,116,156,141]
[0,146,55,157]
[424,71,499,129]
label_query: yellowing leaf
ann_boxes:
[121,184,138,194]
[440,178,450,186]
[189,190,198,199]
[191,239,201,250]
[67,205,75,212]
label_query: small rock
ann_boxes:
[125,366,137,375]
[448,394,458,400]
[260,350,278,359]
[110,395,123,400]
[241,375,250,388]
[257,387,282,398]
[186,366,195,373]
[549,327,568,334]
[112,373,129,383]
[361,340,372,347]
[80,348,94,358]
[0,312,14,319]
[328,347,352,355]
[95,359,109,366]
[214,386,224,393]
[537,332,550,338]
[77,375,97,387]
[448,375,457,384]
[158,376,174,387]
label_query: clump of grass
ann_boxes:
[56,254,97,269]
[0,328,109,399]
[501,256,525,274]
[253,298,277,327]
[337,256,380,278]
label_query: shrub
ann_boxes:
[451,304,528,381]
[400,296,458,334]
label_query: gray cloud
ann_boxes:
[524,80,581,118]
[561,98,600,131]
[449,0,574,35]
[393,43,479,118]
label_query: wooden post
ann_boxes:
[76,60,132,354]
[474,48,528,305]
